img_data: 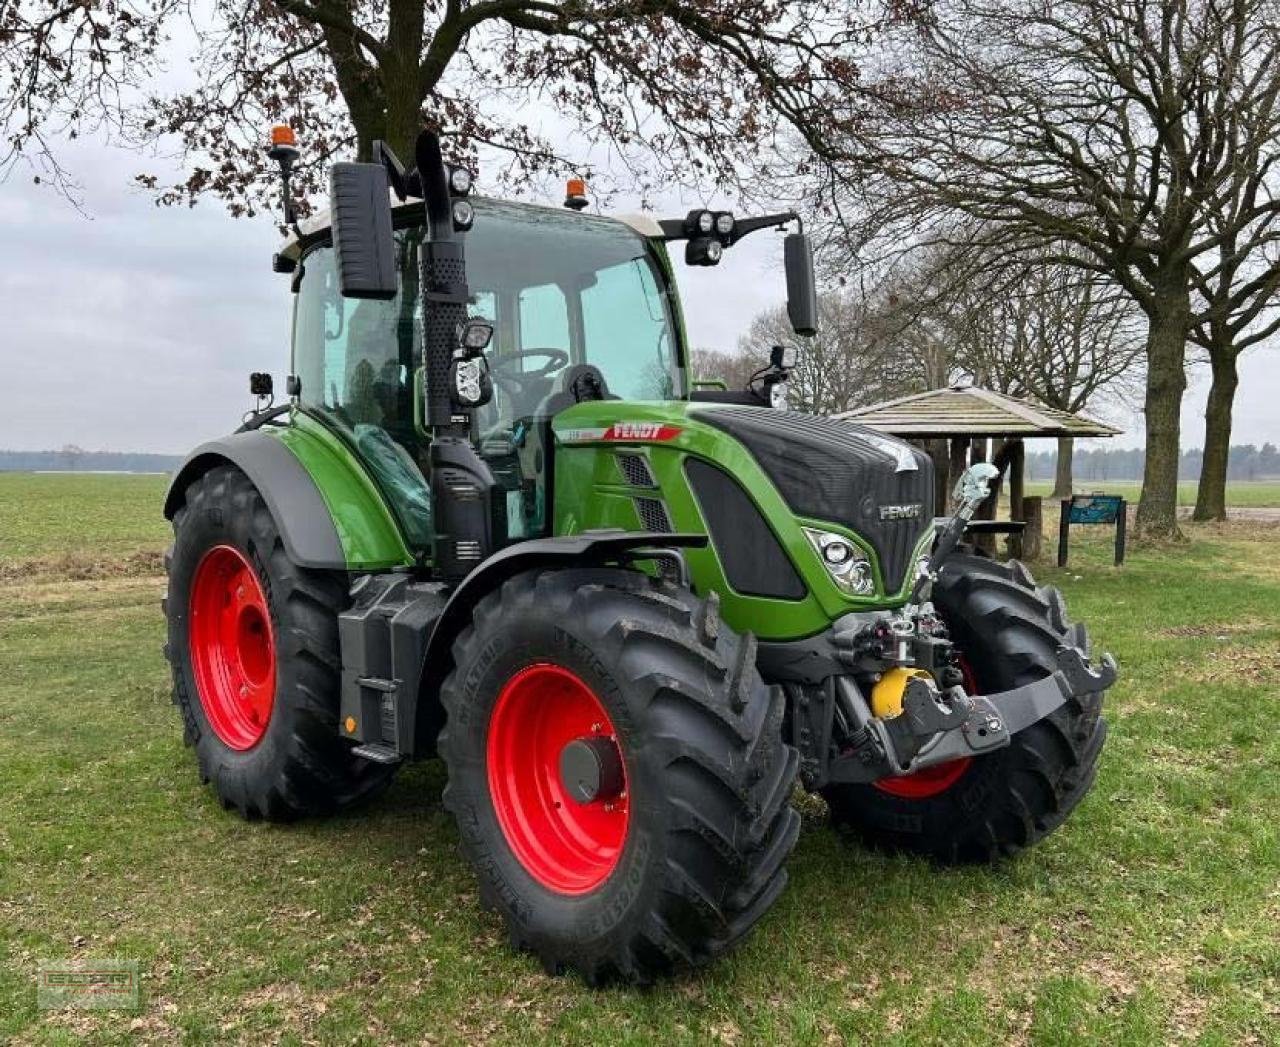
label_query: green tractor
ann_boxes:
[163,129,1114,983]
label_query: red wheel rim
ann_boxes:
[874,659,977,800]
[486,664,629,895]
[188,545,277,751]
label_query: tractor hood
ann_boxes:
[690,406,935,595]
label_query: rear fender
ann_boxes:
[164,431,347,569]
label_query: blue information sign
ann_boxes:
[1067,494,1124,525]
[1059,494,1127,567]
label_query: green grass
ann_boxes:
[1025,479,1280,508]
[0,473,170,564]
[1,476,1278,1044]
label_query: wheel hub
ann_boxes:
[559,736,625,804]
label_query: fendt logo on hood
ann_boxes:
[606,422,682,441]
[559,422,683,444]
[879,503,923,521]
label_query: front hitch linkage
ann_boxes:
[828,646,1118,785]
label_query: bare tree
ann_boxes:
[2,0,891,215]
[688,346,759,393]
[955,259,1145,495]
[842,240,1144,492]
[737,292,920,413]
[1189,209,1280,519]
[805,0,1280,537]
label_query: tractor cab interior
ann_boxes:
[291,199,685,553]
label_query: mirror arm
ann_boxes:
[657,210,800,244]
[372,140,409,200]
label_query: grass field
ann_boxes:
[1025,479,1280,509]
[1,473,1277,1044]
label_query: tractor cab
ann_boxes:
[284,198,688,553]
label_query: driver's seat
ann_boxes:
[535,364,615,418]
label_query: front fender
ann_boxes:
[413,531,706,752]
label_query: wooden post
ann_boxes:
[1007,440,1026,558]
[1115,498,1127,566]
[1008,440,1025,521]
[928,439,949,517]
[1058,498,1072,567]
[947,437,969,508]
[1021,496,1043,561]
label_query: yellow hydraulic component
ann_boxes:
[870,667,934,719]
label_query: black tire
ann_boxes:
[164,464,396,820]
[438,568,801,984]
[823,554,1107,863]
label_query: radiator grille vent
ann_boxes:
[616,452,656,488]
[634,497,672,532]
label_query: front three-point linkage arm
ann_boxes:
[908,461,1001,605]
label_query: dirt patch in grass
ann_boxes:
[1186,642,1280,685]
[0,549,165,584]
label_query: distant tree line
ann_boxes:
[1025,444,1280,484]
[0,447,181,473]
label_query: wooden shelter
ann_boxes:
[833,385,1122,556]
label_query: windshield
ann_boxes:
[293,201,684,427]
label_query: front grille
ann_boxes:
[634,497,672,532]
[685,458,807,600]
[693,406,933,594]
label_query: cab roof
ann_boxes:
[276,191,664,263]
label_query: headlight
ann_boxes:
[448,166,473,195]
[452,199,474,229]
[804,528,875,596]
[696,210,715,234]
[714,212,734,236]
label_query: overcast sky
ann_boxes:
[2,133,1277,455]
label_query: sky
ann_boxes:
[1,132,1277,456]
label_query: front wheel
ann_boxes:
[823,555,1107,863]
[439,568,800,984]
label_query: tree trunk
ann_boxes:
[1135,279,1190,538]
[1192,350,1238,522]
[1051,436,1074,498]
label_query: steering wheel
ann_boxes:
[488,348,569,389]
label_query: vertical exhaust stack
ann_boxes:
[414,131,467,431]
[413,130,501,585]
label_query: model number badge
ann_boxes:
[879,503,923,520]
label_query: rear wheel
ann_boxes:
[823,555,1107,862]
[439,568,800,983]
[165,465,396,819]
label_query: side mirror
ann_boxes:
[784,232,818,336]
[329,162,397,299]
